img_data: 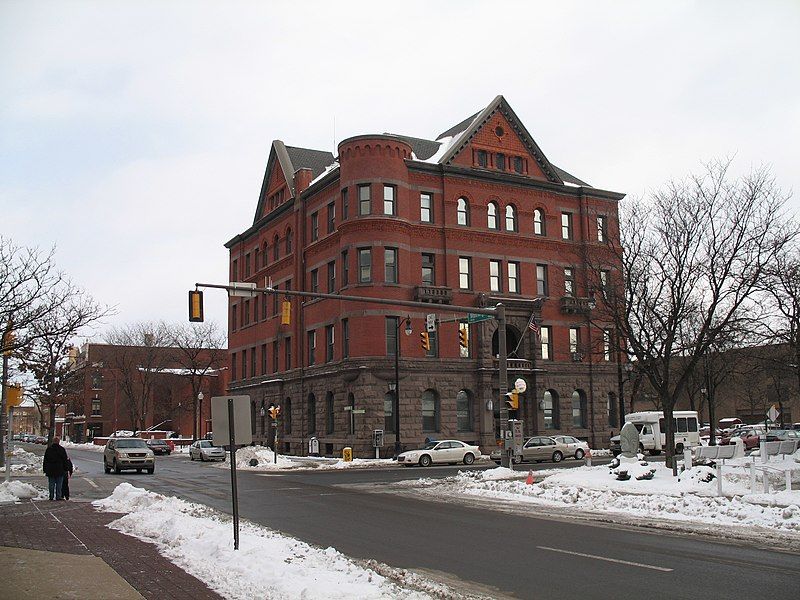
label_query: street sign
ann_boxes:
[426,313,437,332]
[211,395,253,446]
[466,313,492,324]
[514,378,527,393]
[352,409,366,414]
[228,281,258,298]
[767,405,780,423]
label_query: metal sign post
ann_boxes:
[228,398,240,550]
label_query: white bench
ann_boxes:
[762,440,799,459]
[695,445,737,461]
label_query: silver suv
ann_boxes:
[104,438,155,474]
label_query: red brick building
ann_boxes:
[66,343,228,441]
[226,95,625,456]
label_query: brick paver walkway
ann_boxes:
[0,500,222,599]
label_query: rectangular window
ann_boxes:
[342,250,349,286]
[477,150,487,167]
[341,188,349,220]
[564,267,575,296]
[231,352,237,380]
[327,261,336,293]
[459,257,472,290]
[508,261,520,293]
[420,192,433,223]
[384,248,398,283]
[358,248,372,283]
[561,212,573,240]
[603,329,612,361]
[326,325,335,362]
[232,259,238,281]
[536,264,548,296]
[284,337,292,370]
[241,349,247,379]
[310,269,319,293]
[245,254,251,277]
[327,202,335,234]
[273,289,279,315]
[250,346,256,379]
[459,322,470,358]
[272,340,279,372]
[253,296,259,323]
[600,269,610,297]
[569,327,581,354]
[540,326,552,360]
[358,184,371,215]
[386,316,398,356]
[383,185,396,216]
[243,301,249,326]
[342,319,349,358]
[262,293,268,320]
[231,304,237,331]
[261,344,267,375]
[421,253,435,285]
[514,156,524,174]
[489,259,502,292]
[307,330,316,366]
[311,212,319,241]
[597,215,607,242]
[91,396,101,416]
[496,153,506,171]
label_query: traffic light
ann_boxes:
[268,405,281,420]
[505,390,519,410]
[281,300,291,325]
[188,290,204,322]
[4,384,22,410]
[459,326,469,349]
[2,329,14,356]
[420,331,430,352]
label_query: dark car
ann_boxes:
[146,439,172,455]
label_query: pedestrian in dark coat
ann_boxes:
[42,436,69,501]
[62,457,74,500]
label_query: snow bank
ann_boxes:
[93,484,459,600]
[217,446,398,472]
[0,447,43,474]
[63,441,104,452]
[0,480,43,503]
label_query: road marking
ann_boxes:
[84,478,100,489]
[537,546,673,572]
[275,487,302,491]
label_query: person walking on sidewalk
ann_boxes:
[62,456,74,500]
[42,436,69,501]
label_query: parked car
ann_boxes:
[491,436,572,465]
[764,429,800,443]
[146,439,172,455]
[189,439,226,462]
[397,440,481,467]
[104,438,155,474]
[550,435,590,460]
[719,426,764,450]
[34,435,47,444]
[164,439,175,452]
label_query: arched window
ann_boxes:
[325,391,335,434]
[421,389,440,432]
[262,242,269,268]
[284,397,292,434]
[572,389,588,428]
[533,209,545,236]
[307,393,316,434]
[487,202,499,230]
[491,325,521,358]
[347,392,355,434]
[285,228,293,254]
[273,234,280,261]
[543,389,559,430]
[505,204,517,232]
[457,198,470,226]
[456,389,473,431]
[384,391,395,432]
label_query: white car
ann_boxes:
[550,435,590,460]
[397,440,481,467]
[189,439,226,462]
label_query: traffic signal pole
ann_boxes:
[194,282,512,464]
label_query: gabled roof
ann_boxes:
[285,146,336,180]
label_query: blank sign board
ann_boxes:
[211,395,253,447]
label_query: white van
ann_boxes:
[624,411,701,455]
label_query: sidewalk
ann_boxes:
[0,499,222,600]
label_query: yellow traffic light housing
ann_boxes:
[281,300,291,325]
[505,390,519,410]
[188,290,204,322]
[420,331,430,352]
[268,405,281,420]
[459,326,469,348]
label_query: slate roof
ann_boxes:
[435,111,480,141]
[552,165,590,187]
[385,134,442,161]
[284,146,335,179]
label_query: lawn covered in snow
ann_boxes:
[0,480,43,503]
[0,446,43,474]
[93,483,480,600]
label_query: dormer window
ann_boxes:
[476,150,488,168]
[496,153,506,171]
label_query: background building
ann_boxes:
[226,95,625,456]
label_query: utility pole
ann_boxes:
[1,320,13,470]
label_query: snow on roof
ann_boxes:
[308,160,339,187]
[136,367,222,376]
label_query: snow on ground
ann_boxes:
[62,441,104,452]
[0,480,43,503]
[0,446,43,474]
[210,446,400,471]
[408,454,800,534]
[93,483,481,600]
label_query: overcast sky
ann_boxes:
[2,0,798,341]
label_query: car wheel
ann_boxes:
[147,467,154,474]
[419,454,432,467]
[200,454,205,462]
[552,451,563,463]
[136,469,142,474]
[190,453,194,461]
[104,460,111,474]
[574,449,585,460]
[512,454,522,465]
[649,449,661,456]
[113,460,121,474]
[463,453,475,465]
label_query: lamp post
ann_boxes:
[617,360,634,429]
[393,316,412,457]
[197,391,204,439]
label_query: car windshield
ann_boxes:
[116,439,147,449]
[199,441,213,448]
[148,440,167,445]
[633,423,645,433]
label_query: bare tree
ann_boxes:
[104,322,176,434]
[593,160,795,470]
[171,321,226,439]
[16,292,111,444]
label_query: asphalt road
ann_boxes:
[28,444,800,599]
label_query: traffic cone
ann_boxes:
[525,470,534,485]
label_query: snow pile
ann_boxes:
[219,447,398,472]
[63,441,104,452]
[94,484,463,600]
[0,447,42,474]
[0,480,43,503]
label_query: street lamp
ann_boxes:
[197,391,204,439]
[393,316,412,457]
[618,361,634,429]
